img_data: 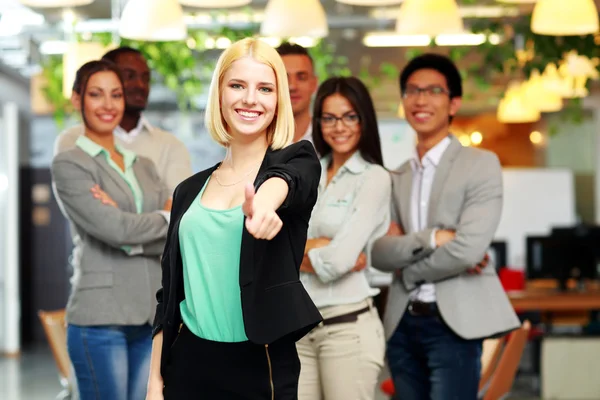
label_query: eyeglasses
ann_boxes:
[319,113,360,128]
[403,86,449,99]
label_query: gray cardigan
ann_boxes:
[52,147,171,326]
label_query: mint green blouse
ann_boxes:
[76,135,143,213]
[178,177,248,342]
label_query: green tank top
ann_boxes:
[178,177,248,342]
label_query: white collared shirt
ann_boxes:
[113,115,151,143]
[302,151,391,308]
[408,136,451,303]
[300,123,313,144]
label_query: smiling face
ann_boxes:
[281,54,317,116]
[402,68,461,140]
[320,93,362,157]
[79,70,125,135]
[114,52,150,112]
[220,56,278,141]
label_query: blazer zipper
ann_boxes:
[265,344,274,400]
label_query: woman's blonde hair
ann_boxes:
[205,37,294,150]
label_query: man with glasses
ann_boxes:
[54,46,192,194]
[276,42,318,145]
[371,53,519,400]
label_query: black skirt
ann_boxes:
[163,324,300,399]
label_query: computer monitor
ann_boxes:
[489,241,507,270]
[526,234,598,290]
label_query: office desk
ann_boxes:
[509,289,600,312]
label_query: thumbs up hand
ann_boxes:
[242,183,283,240]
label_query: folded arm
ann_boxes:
[52,157,169,248]
[308,168,391,283]
[371,228,437,272]
[401,154,503,290]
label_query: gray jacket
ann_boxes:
[372,136,520,340]
[52,148,171,326]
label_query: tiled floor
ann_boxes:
[0,346,63,400]
[0,345,539,400]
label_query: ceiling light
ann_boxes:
[363,32,431,47]
[396,0,463,36]
[260,0,328,38]
[458,134,471,146]
[531,0,599,36]
[470,131,483,145]
[362,31,500,47]
[179,0,251,7]
[0,14,22,37]
[19,0,93,7]
[530,131,543,145]
[336,0,403,5]
[522,69,562,112]
[435,33,486,46]
[497,82,540,123]
[542,61,592,98]
[119,0,187,42]
[370,4,519,20]
[39,40,69,54]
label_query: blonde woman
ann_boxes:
[146,38,322,400]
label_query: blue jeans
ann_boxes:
[387,310,482,400]
[67,324,153,400]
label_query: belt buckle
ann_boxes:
[408,302,418,316]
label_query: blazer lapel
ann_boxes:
[240,149,272,288]
[93,156,137,211]
[394,162,414,233]
[427,136,462,225]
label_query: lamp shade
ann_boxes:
[62,42,115,98]
[522,69,562,112]
[119,0,187,42]
[336,0,403,5]
[496,0,536,3]
[531,0,599,36]
[497,82,540,123]
[396,0,463,35]
[179,0,251,7]
[260,0,328,38]
[19,0,93,7]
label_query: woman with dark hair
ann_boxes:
[51,60,172,400]
[297,76,391,400]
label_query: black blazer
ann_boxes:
[152,141,323,375]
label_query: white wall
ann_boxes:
[495,168,577,269]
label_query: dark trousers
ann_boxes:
[387,307,483,400]
[163,325,300,400]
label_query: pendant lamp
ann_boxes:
[336,0,403,6]
[396,0,463,36]
[522,69,562,112]
[19,0,93,7]
[260,0,328,38]
[531,0,599,36]
[497,82,540,123]
[119,0,187,42]
[179,0,251,7]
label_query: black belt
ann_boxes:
[407,301,439,317]
[322,306,370,326]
